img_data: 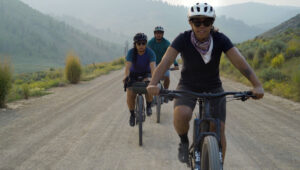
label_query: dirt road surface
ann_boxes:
[0,69,299,170]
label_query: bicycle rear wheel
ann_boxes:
[201,136,220,170]
[137,95,144,146]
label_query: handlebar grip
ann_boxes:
[245,91,253,95]
[233,91,255,101]
[245,91,258,99]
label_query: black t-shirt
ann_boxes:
[171,30,233,92]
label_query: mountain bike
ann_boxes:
[160,89,254,170]
[129,81,148,146]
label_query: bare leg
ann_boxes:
[145,93,153,103]
[126,89,136,111]
[174,105,193,135]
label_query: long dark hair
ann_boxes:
[132,43,138,66]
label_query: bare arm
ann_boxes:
[123,61,132,82]
[147,47,179,95]
[150,62,156,76]
[225,47,264,99]
[150,47,178,85]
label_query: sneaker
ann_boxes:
[129,115,135,127]
[146,106,152,116]
[178,142,189,163]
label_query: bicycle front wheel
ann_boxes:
[201,136,221,170]
[137,95,144,146]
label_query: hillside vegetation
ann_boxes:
[220,14,300,101]
[0,0,123,73]
[5,57,125,104]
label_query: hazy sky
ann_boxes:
[160,0,300,7]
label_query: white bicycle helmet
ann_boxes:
[188,2,216,20]
[154,26,164,32]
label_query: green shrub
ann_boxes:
[292,68,300,101]
[263,79,276,91]
[266,39,286,57]
[263,80,294,99]
[30,87,49,97]
[252,55,260,69]
[271,53,285,68]
[264,51,273,63]
[256,46,267,59]
[22,84,30,99]
[271,82,293,99]
[259,67,288,82]
[0,58,13,108]
[65,52,82,84]
[244,49,255,60]
[111,57,125,66]
[285,39,300,59]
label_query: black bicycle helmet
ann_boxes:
[133,33,147,43]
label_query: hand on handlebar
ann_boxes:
[147,84,160,96]
[143,77,151,82]
[252,86,264,99]
[123,76,128,84]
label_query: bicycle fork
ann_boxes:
[193,118,201,170]
[193,118,223,170]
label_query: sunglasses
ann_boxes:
[136,42,146,46]
[191,19,213,27]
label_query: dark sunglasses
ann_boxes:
[191,19,213,27]
[136,42,146,46]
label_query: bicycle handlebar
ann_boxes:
[159,89,255,101]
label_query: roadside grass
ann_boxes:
[0,57,13,107]
[6,57,125,103]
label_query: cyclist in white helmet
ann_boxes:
[147,2,264,164]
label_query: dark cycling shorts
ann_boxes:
[173,85,226,122]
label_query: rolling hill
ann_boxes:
[259,14,300,38]
[20,0,279,43]
[216,2,300,30]
[0,0,123,73]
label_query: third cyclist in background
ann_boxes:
[148,26,179,103]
